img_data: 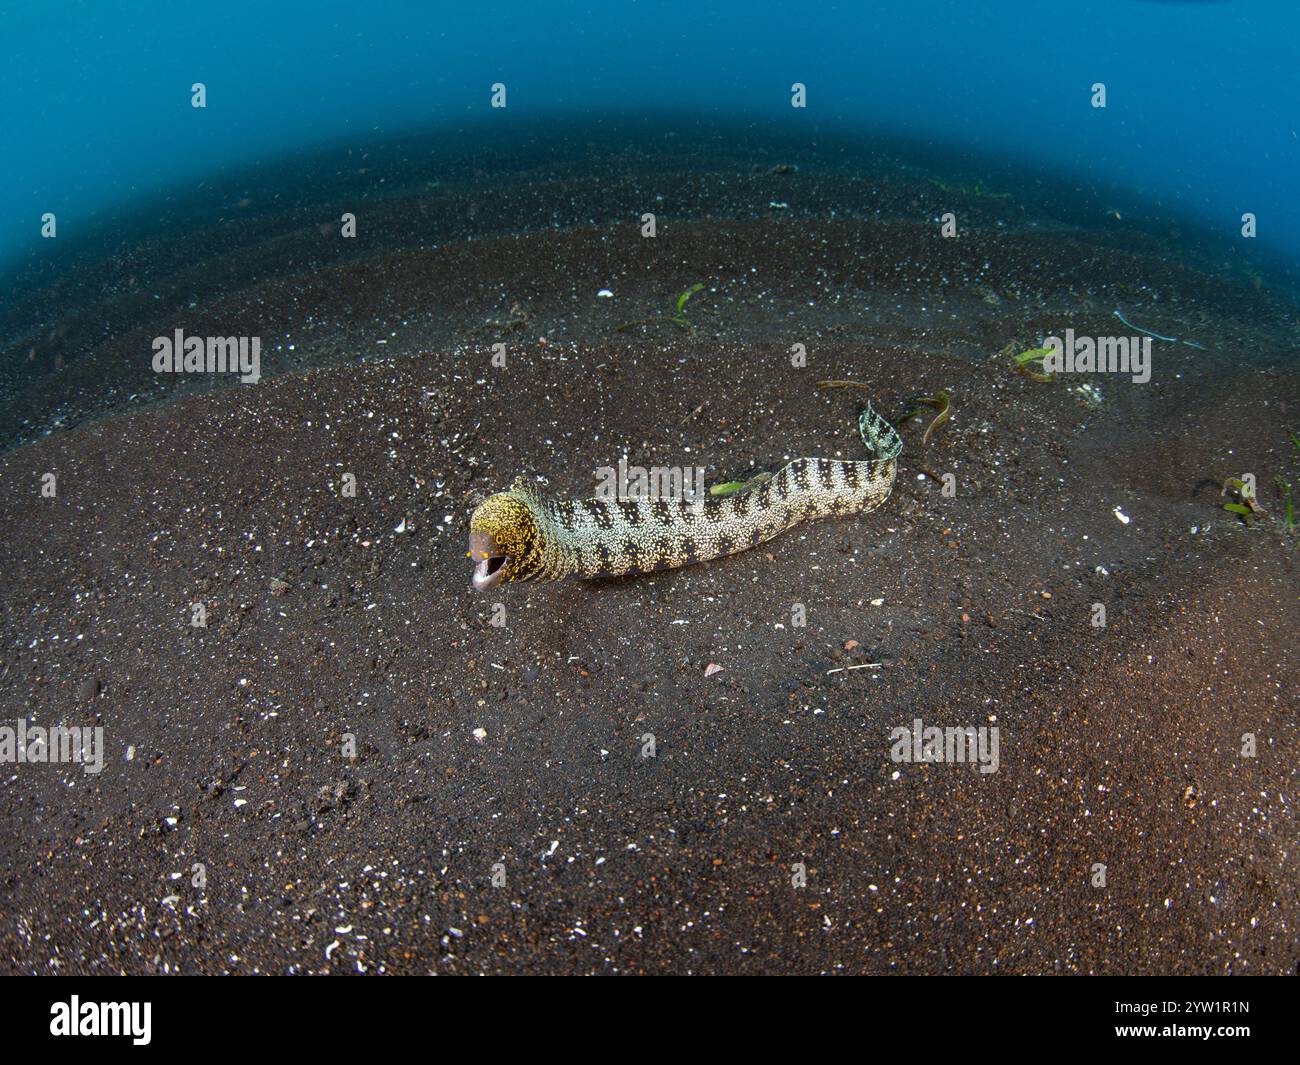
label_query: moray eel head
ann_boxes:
[468,492,539,590]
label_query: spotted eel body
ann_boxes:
[468,402,901,588]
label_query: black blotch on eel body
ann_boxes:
[584,500,615,529]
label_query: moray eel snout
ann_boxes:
[467,528,508,591]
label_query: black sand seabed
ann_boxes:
[0,138,1297,974]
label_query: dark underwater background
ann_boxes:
[4,0,1298,269]
[0,1,1297,977]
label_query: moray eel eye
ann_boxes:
[468,529,508,591]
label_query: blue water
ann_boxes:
[1,0,1297,269]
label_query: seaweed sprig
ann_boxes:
[671,283,706,326]
[1274,475,1295,533]
[905,391,953,446]
[1010,345,1055,383]
[1220,477,1263,522]
[1276,432,1300,533]
[927,177,1013,201]
[616,283,709,334]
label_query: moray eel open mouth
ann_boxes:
[468,529,509,591]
